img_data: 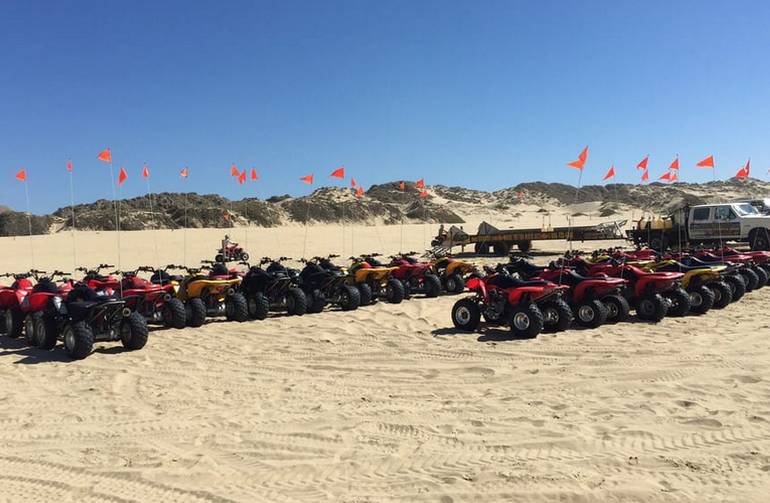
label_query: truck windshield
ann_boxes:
[734,203,759,216]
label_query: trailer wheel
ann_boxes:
[474,242,490,255]
[493,243,510,256]
[749,228,770,251]
[649,235,668,252]
[517,241,532,253]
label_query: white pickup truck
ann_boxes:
[628,202,770,251]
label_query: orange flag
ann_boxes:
[415,178,425,189]
[250,168,258,181]
[567,146,588,170]
[419,189,429,198]
[641,169,649,182]
[637,156,649,170]
[180,167,189,178]
[356,185,364,198]
[670,170,679,182]
[15,169,26,181]
[238,170,246,185]
[142,164,150,178]
[736,159,750,178]
[399,181,405,191]
[697,155,714,168]
[67,160,73,172]
[97,148,112,163]
[230,164,239,177]
[659,171,672,181]
[602,165,615,181]
[300,174,314,184]
[350,177,356,188]
[669,157,679,170]
[118,166,128,185]
[330,166,345,179]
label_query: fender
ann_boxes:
[465,277,486,298]
[507,285,548,305]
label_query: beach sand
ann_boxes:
[1,211,769,502]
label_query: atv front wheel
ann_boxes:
[215,254,225,263]
[636,293,668,322]
[688,285,715,314]
[445,273,465,294]
[708,281,733,309]
[724,274,746,301]
[400,280,412,300]
[385,278,405,304]
[240,252,250,262]
[752,266,769,288]
[740,268,759,292]
[248,292,270,320]
[664,288,691,317]
[575,299,608,328]
[120,312,149,350]
[161,298,187,329]
[357,283,373,306]
[510,304,544,339]
[451,298,481,332]
[285,287,308,316]
[5,308,23,339]
[185,298,207,327]
[423,274,442,298]
[63,321,94,360]
[24,313,40,347]
[306,289,326,314]
[35,315,58,350]
[602,294,630,324]
[338,285,360,311]
[540,299,573,332]
[225,292,249,322]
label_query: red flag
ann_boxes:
[351,177,356,188]
[118,166,127,185]
[142,164,149,178]
[97,148,112,163]
[15,169,26,181]
[415,178,425,189]
[641,169,649,182]
[419,189,429,198]
[300,174,314,184]
[230,164,239,177]
[602,165,615,181]
[180,167,189,178]
[238,170,246,185]
[669,157,679,170]
[250,168,258,181]
[330,166,345,179]
[670,170,679,182]
[567,146,589,170]
[355,185,364,198]
[736,159,750,178]
[696,155,714,168]
[659,171,672,181]
[67,160,73,173]
[399,181,405,191]
[637,156,649,170]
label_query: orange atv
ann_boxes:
[425,251,478,294]
[346,254,405,305]
[174,261,248,327]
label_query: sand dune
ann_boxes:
[1,212,769,502]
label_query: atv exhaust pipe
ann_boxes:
[122,307,132,317]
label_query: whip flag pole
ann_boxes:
[15,169,34,268]
[67,159,77,268]
[97,147,123,273]
[330,166,346,256]
[398,181,406,252]
[142,164,159,271]
[565,146,588,253]
[300,174,314,259]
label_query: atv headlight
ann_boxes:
[52,295,63,311]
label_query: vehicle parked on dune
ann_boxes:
[347,255,405,305]
[0,272,36,338]
[174,262,248,327]
[426,253,478,294]
[297,256,360,313]
[238,257,307,319]
[18,271,75,347]
[371,253,442,299]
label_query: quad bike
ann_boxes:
[373,252,442,299]
[174,262,248,327]
[673,255,747,302]
[425,252,477,294]
[0,272,35,337]
[297,255,360,313]
[691,250,767,291]
[640,260,736,312]
[451,268,568,338]
[347,255,405,305]
[215,241,250,263]
[18,271,76,347]
[502,258,630,327]
[238,257,307,319]
[38,283,149,360]
[571,259,687,322]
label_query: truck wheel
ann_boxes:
[708,281,733,309]
[451,298,480,331]
[120,312,149,350]
[750,229,770,251]
[493,243,510,256]
[540,299,573,332]
[517,241,532,253]
[63,321,94,360]
[474,242,490,255]
[510,304,544,339]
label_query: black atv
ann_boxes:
[39,283,149,360]
[238,257,307,320]
[298,255,361,313]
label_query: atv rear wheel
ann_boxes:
[385,278,405,304]
[688,285,715,314]
[540,299,573,332]
[445,273,465,294]
[63,321,94,360]
[306,289,327,314]
[636,293,668,322]
[510,304,544,339]
[451,298,481,332]
[215,254,225,263]
[664,288,691,317]
[575,299,607,328]
[5,308,23,339]
[423,274,442,298]
[338,285,360,311]
[705,281,729,309]
[35,315,58,350]
[724,274,746,301]
[740,268,759,291]
[400,280,412,300]
[357,283,373,306]
[24,313,40,347]
[161,298,187,329]
[225,292,249,322]
[240,252,250,262]
[120,312,149,351]
[602,294,630,324]
[247,292,270,320]
[185,298,207,327]
[285,287,308,316]
[753,266,769,288]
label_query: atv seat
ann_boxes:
[553,270,615,286]
[488,275,548,289]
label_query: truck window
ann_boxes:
[692,208,711,221]
[714,207,736,220]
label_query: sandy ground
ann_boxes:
[1,212,770,502]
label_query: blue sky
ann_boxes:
[2,0,770,213]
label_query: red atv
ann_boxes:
[502,258,630,327]
[215,241,250,263]
[691,249,768,291]
[451,267,568,338]
[18,271,75,348]
[1,271,37,338]
[375,253,442,299]
[571,259,687,322]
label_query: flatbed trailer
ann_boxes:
[432,220,627,255]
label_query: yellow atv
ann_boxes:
[347,255,405,305]
[638,260,733,313]
[425,252,478,294]
[174,262,248,327]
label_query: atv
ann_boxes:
[0,272,35,338]
[114,266,187,329]
[691,250,767,291]
[427,252,478,294]
[215,241,250,263]
[18,270,75,347]
[639,260,736,312]
[174,262,248,327]
[347,255,405,305]
[451,268,568,338]
[376,252,442,299]
[297,255,360,313]
[238,257,307,319]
